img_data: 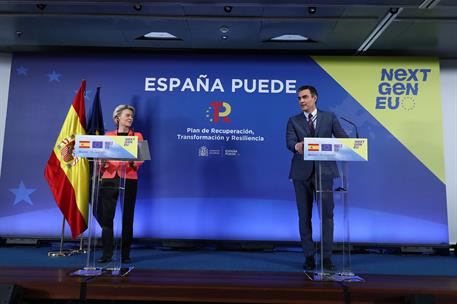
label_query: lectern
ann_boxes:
[302,137,368,282]
[71,135,150,276]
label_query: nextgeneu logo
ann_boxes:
[206,101,231,123]
[376,68,431,111]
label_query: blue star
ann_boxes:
[75,89,92,100]
[16,66,28,75]
[9,180,36,206]
[84,90,92,100]
[48,70,62,82]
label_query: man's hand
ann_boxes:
[295,141,304,154]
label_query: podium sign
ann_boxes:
[303,138,368,161]
[74,135,138,159]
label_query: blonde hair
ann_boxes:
[112,104,135,125]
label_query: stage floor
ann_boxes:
[1,245,457,303]
[1,244,457,276]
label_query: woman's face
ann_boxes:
[117,109,134,128]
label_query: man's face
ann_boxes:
[297,89,317,113]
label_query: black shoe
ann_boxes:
[323,258,336,271]
[303,255,315,271]
[122,257,131,264]
[97,256,112,263]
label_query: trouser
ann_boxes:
[99,177,138,259]
[293,176,334,258]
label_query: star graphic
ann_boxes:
[401,96,416,111]
[84,90,92,100]
[9,180,36,206]
[16,66,28,75]
[75,89,92,100]
[48,70,62,82]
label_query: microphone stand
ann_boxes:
[340,117,359,138]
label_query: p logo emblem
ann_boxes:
[207,101,231,123]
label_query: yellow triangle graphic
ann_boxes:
[339,138,368,161]
[312,56,445,183]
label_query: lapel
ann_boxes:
[296,112,313,138]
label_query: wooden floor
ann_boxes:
[1,267,457,303]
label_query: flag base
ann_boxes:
[48,249,74,257]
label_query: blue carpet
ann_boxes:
[1,245,456,276]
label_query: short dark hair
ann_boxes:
[297,85,318,98]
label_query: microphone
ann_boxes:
[340,116,359,138]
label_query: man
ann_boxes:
[286,85,348,271]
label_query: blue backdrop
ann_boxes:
[0,53,448,244]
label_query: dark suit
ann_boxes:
[286,110,347,258]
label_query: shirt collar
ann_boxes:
[303,109,317,118]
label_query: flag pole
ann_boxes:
[48,216,73,257]
[71,235,87,254]
[79,237,85,252]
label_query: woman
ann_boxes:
[97,105,143,264]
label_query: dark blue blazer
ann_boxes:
[286,110,348,180]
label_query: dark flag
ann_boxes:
[87,87,105,136]
[87,87,105,226]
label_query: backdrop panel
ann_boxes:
[0,53,447,244]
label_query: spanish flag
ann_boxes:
[45,80,89,239]
[308,143,320,152]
